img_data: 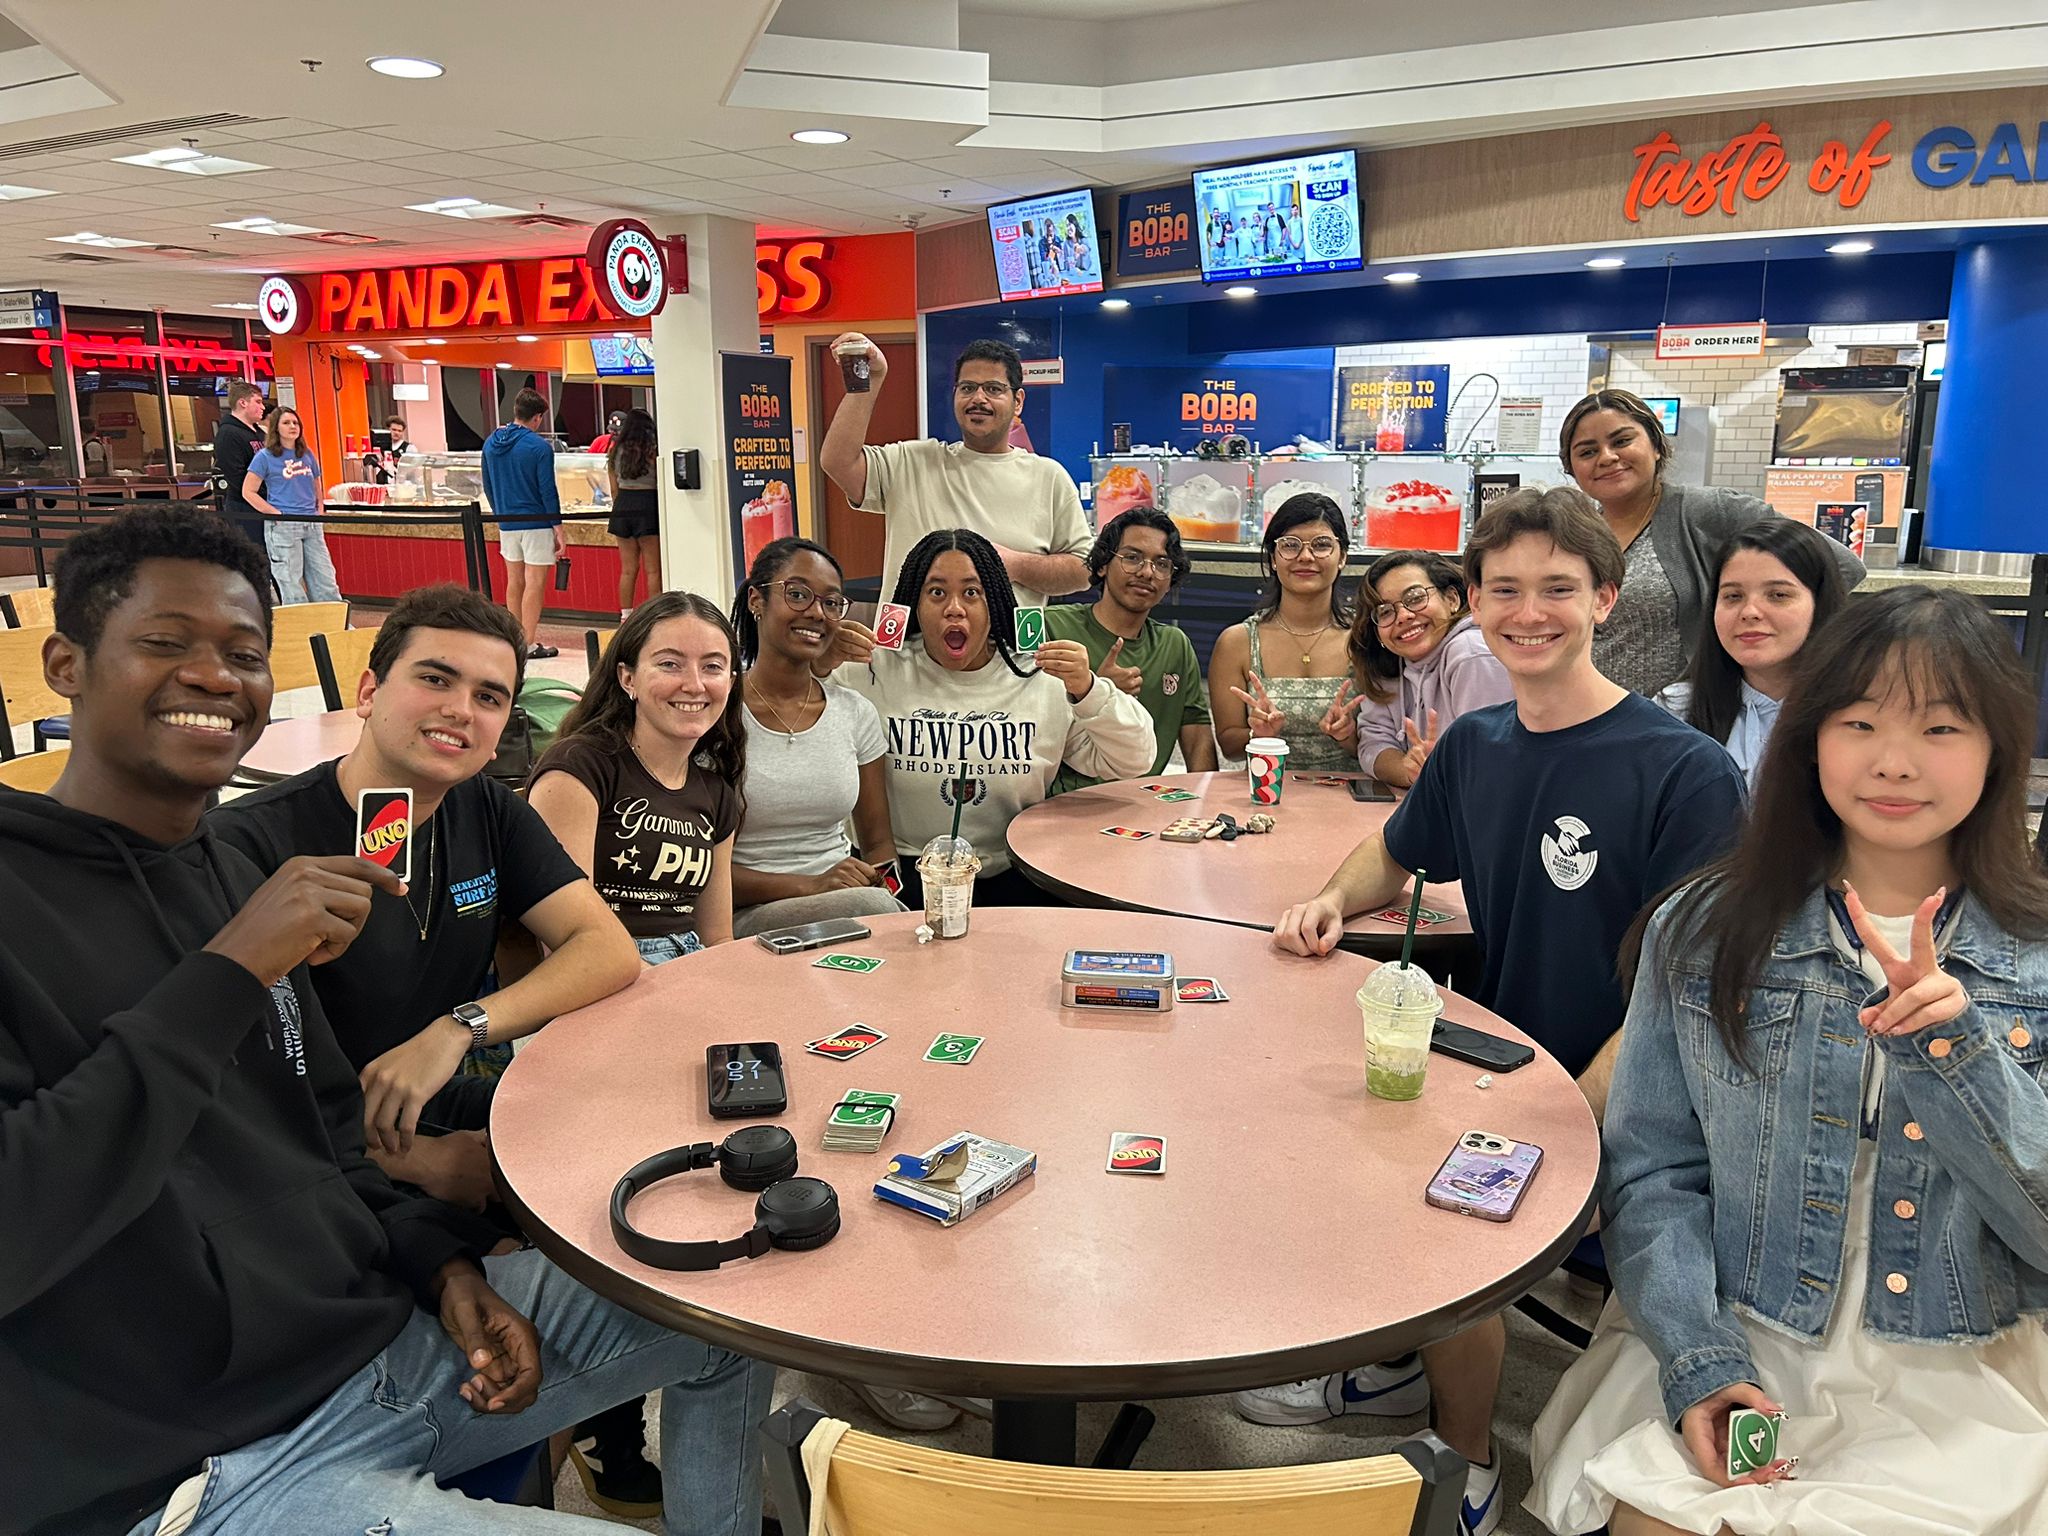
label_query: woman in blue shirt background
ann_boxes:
[242,405,339,604]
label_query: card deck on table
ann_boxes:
[1156,790,1198,802]
[1099,825,1153,840]
[1161,817,1212,842]
[822,1089,900,1152]
[1726,1408,1786,1478]
[1106,1131,1167,1174]
[354,788,413,884]
[805,1026,888,1060]
[924,1033,984,1064]
[1014,606,1046,651]
[1175,977,1229,1003]
[1367,905,1455,929]
[872,603,910,651]
[813,952,885,973]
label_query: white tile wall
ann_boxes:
[1332,334,1592,461]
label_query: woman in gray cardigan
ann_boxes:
[1561,389,1864,697]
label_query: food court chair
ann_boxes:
[1,586,54,629]
[0,746,68,793]
[584,627,616,677]
[0,624,68,759]
[760,1398,1465,1536]
[311,628,380,713]
[267,601,351,699]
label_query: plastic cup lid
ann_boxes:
[1247,736,1290,754]
[920,835,975,864]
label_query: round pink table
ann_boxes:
[492,908,1597,1463]
[237,709,362,782]
[1007,770,1472,959]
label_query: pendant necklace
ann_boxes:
[755,677,820,746]
[403,818,436,941]
[1271,616,1333,669]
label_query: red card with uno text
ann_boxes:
[355,788,413,884]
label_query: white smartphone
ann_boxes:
[754,918,874,954]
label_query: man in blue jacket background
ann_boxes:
[481,387,564,659]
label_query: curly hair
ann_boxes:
[607,407,657,483]
[1086,505,1189,591]
[1348,549,1469,705]
[889,528,1029,678]
[732,536,843,667]
[53,502,272,653]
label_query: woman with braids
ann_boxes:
[828,527,1154,907]
[727,536,903,937]
[528,592,745,961]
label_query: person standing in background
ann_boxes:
[243,405,339,604]
[212,380,268,550]
[481,388,564,659]
[606,407,660,620]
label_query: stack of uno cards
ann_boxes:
[355,788,413,881]
[823,1089,899,1152]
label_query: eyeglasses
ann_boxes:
[1274,535,1341,560]
[1112,550,1176,577]
[762,579,850,619]
[953,380,1014,400]
[1371,585,1437,628]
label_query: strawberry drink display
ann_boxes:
[1094,464,1156,522]
[741,478,796,568]
[1365,477,1461,552]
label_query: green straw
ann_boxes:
[948,757,969,861]
[1399,868,1427,971]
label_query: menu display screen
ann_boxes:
[591,335,655,376]
[1193,149,1362,283]
[987,188,1105,301]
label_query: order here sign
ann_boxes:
[1656,321,1767,359]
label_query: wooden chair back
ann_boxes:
[312,628,380,713]
[268,601,350,694]
[0,746,68,793]
[759,1401,1463,1536]
[2,586,55,629]
[0,625,66,760]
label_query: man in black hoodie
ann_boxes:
[3,505,772,1536]
[210,380,267,551]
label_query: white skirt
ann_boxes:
[1525,1146,2048,1535]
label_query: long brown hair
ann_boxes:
[1683,519,1848,745]
[263,405,308,460]
[552,591,747,794]
[1558,388,1671,481]
[1349,549,1469,705]
[1623,585,2048,1064]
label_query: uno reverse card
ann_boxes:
[1368,905,1455,929]
[1726,1408,1785,1479]
[924,1033,984,1064]
[1107,1131,1166,1174]
[1014,606,1046,651]
[806,1026,887,1060]
[1099,825,1153,840]
[1176,977,1229,1003]
[355,788,413,884]
[873,602,910,651]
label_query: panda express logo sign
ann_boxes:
[587,219,679,321]
[257,275,308,336]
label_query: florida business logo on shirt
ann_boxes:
[1540,815,1599,892]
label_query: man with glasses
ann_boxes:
[1048,506,1216,792]
[819,335,1091,607]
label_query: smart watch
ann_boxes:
[453,1001,490,1051]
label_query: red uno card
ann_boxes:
[1176,977,1229,1003]
[1368,905,1454,929]
[873,603,910,651]
[1099,826,1153,840]
[877,860,904,897]
[1140,782,1170,793]
[1107,1131,1166,1174]
[355,788,413,884]
[805,1026,887,1060]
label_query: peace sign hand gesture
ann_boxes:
[1318,680,1359,748]
[1397,707,1442,781]
[1842,883,1970,1036]
[1230,674,1286,738]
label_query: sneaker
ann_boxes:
[1460,1456,1503,1536]
[1230,1355,1431,1426]
[527,643,559,659]
[845,1380,963,1431]
[569,1426,662,1520]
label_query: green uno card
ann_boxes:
[924,1033,984,1064]
[1014,607,1046,651]
[828,1090,899,1126]
[813,952,884,974]
[1726,1408,1782,1478]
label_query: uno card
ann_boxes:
[813,952,885,974]
[877,859,904,897]
[1107,1131,1166,1174]
[1368,905,1455,929]
[827,1090,899,1126]
[806,1026,887,1060]
[354,788,413,883]
[1157,790,1198,802]
[1014,606,1046,651]
[924,1033,984,1065]
[1099,826,1153,840]
[1176,977,1229,1003]
[1140,782,1169,793]
[1726,1408,1785,1479]
[873,602,910,651]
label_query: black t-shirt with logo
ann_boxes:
[530,734,740,940]
[209,760,585,1072]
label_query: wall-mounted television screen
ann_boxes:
[1644,396,1681,435]
[987,188,1104,301]
[1193,148,1361,284]
[591,335,655,376]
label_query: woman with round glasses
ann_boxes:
[727,537,903,937]
[1347,548,1512,788]
[1208,492,1360,771]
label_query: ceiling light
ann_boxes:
[114,147,267,176]
[0,184,57,202]
[408,196,529,220]
[421,337,447,346]
[367,56,444,79]
[213,216,324,237]
[1827,239,1874,255]
[213,301,261,310]
[1585,256,1627,269]
[421,357,439,366]
[1100,298,1131,311]
[1382,270,1421,285]
[791,128,849,146]
[358,351,382,360]
[1224,285,1257,299]
[515,333,538,342]
[494,362,512,369]
[47,231,149,248]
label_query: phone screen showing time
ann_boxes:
[706,1042,787,1117]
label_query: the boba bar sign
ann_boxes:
[586,218,683,320]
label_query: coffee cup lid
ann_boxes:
[1247,736,1289,754]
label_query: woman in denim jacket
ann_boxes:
[1529,586,2048,1536]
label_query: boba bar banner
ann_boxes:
[720,350,796,588]
[1101,364,1334,450]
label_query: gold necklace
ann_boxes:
[1269,615,1334,669]
[402,817,435,941]
[752,676,820,745]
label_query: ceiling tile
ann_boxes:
[269,131,432,162]
[471,142,615,171]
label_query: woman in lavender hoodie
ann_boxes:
[1348,549,1513,788]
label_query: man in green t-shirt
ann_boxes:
[1048,506,1217,793]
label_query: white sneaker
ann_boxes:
[1460,1457,1503,1536]
[1230,1355,1431,1425]
[845,1380,963,1431]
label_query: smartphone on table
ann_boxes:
[1426,1131,1543,1222]
[753,917,873,954]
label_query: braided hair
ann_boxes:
[731,535,843,667]
[890,527,1030,678]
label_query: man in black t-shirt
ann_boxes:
[212,380,268,550]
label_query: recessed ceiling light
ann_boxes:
[47,231,149,248]
[1585,256,1627,269]
[407,196,528,220]
[114,147,267,176]
[421,357,439,366]
[0,184,57,202]
[791,128,849,146]
[1382,270,1421,285]
[1827,239,1874,255]
[1100,298,1131,311]
[367,56,444,79]
[1224,285,1257,299]
[358,351,382,360]
[494,362,512,369]
[421,337,447,346]
[515,333,538,342]
[213,301,261,310]
[213,216,324,237]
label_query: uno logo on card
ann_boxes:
[1112,1137,1164,1169]
[357,800,410,866]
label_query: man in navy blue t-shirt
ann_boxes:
[1240,486,1747,1535]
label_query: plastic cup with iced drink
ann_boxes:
[835,337,872,394]
[918,834,980,939]
[1247,736,1289,805]
[1359,962,1441,1101]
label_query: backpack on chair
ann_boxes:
[488,676,584,785]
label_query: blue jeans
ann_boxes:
[266,517,343,604]
[637,931,704,965]
[124,1249,774,1536]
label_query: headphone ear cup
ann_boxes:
[773,1213,841,1252]
[718,1125,800,1192]
[757,1176,840,1251]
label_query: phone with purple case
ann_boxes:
[1426,1131,1543,1222]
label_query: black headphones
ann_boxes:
[609,1125,840,1271]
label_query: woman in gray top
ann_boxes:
[1561,389,1864,697]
